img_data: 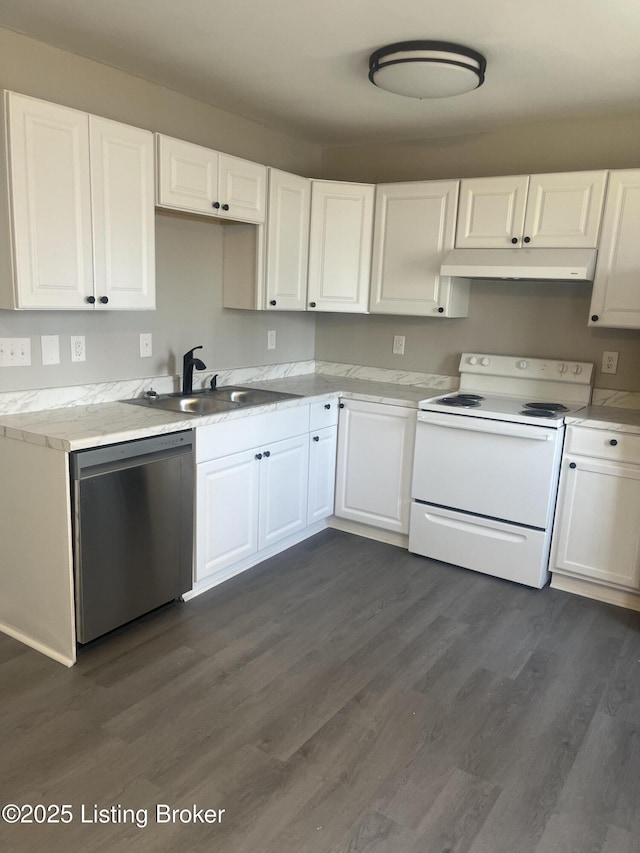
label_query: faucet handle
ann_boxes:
[210,373,219,390]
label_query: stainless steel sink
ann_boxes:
[122,385,301,415]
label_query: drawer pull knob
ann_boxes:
[569,462,577,469]
[609,439,618,446]
[313,435,320,442]
[591,315,599,322]
[324,403,331,410]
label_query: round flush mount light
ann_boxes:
[368,40,486,99]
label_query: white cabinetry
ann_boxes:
[307,180,374,313]
[551,425,640,607]
[588,170,640,329]
[455,171,607,249]
[195,407,310,585]
[265,168,311,310]
[307,399,339,525]
[334,399,416,534]
[0,91,155,310]
[369,180,468,317]
[156,134,266,223]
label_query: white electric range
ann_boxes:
[409,353,594,588]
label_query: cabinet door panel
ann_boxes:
[308,426,337,525]
[219,154,266,224]
[8,92,93,309]
[335,400,416,533]
[553,457,640,590]
[589,170,640,328]
[265,169,310,309]
[523,171,607,248]
[90,117,155,309]
[156,135,218,214]
[370,181,466,316]
[259,434,309,549]
[307,182,374,312]
[455,175,528,248]
[196,450,260,582]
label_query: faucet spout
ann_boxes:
[182,346,207,394]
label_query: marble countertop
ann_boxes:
[566,406,640,435]
[0,375,442,452]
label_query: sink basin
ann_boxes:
[122,385,301,416]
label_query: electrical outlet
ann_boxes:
[267,330,276,350]
[0,337,31,366]
[41,335,60,365]
[140,333,153,358]
[601,351,619,374]
[392,334,405,355]
[70,336,86,363]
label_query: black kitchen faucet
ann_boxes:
[182,346,207,394]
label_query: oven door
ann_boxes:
[412,411,563,529]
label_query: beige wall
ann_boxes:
[0,27,320,392]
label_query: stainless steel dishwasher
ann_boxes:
[70,430,194,644]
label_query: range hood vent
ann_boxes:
[440,248,597,281]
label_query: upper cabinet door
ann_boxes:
[307,181,374,313]
[589,170,640,329]
[523,171,607,248]
[7,92,94,309]
[90,117,155,310]
[218,154,266,224]
[455,175,528,248]
[156,135,218,215]
[370,180,468,317]
[265,169,310,310]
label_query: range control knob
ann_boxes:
[571,364,583,375]
[516,360,529,370]
[468,356,478,365]
[557,363,569,374]
[480,357,490,366]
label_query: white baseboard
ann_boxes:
[0,620,75,667]
[551,573,640,612]
[327,516,409,549]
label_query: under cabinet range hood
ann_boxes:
[440,248,597,281]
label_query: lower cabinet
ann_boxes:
[334,399,416,534]
[308,425,338,525]
[550,425,640,601]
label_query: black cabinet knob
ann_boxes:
[212,201,221,209]
[255,453,262,460]
[309,301,317,308]
[222,204,230,211]
[511,237,518,244]
[523,236,531,244]
[86,295,96,304]
[437,307,444,313]
[324,403,331,410]
[569,462,577,469]
[99,296,109,304]
[339,403,345,409]
[609,439,618,446]
[270,300,277,306]
[263,450,271,458]
[591,315,599,322]
[313,435,320,442]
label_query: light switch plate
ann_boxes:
[393,334,405,355]
[267,330,276,350]
[140,333,152,358]
[41,335,60,365]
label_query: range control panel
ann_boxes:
[459,353,594,385]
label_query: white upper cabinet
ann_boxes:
[369,180,469,317]
[0,91,155,310]
[156,134,266,223]
[265,169,311,310]
[307,180,374,313]
[589,169,640,329]
[456,171,607,249]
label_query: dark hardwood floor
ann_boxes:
[1,529,639,852]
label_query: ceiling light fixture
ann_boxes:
[368,40,486,99]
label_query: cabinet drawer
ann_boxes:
[566,425,640,465]
[196,404,309,462]
[310,398,339,431]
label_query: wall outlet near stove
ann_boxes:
[70,335,86,363]
[601,351,619,374]
[393,334,405,355]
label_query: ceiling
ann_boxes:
[1,0,639,145]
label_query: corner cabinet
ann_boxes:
[550,424,640,609]
[589,170,640,329]
[455,171,607,249]
[307,180,374,313]
[334,399,416,534]
[0,91,155,310]
[156,134,266,224]
[369,181,468,317]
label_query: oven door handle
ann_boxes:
[417,412,554,441]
